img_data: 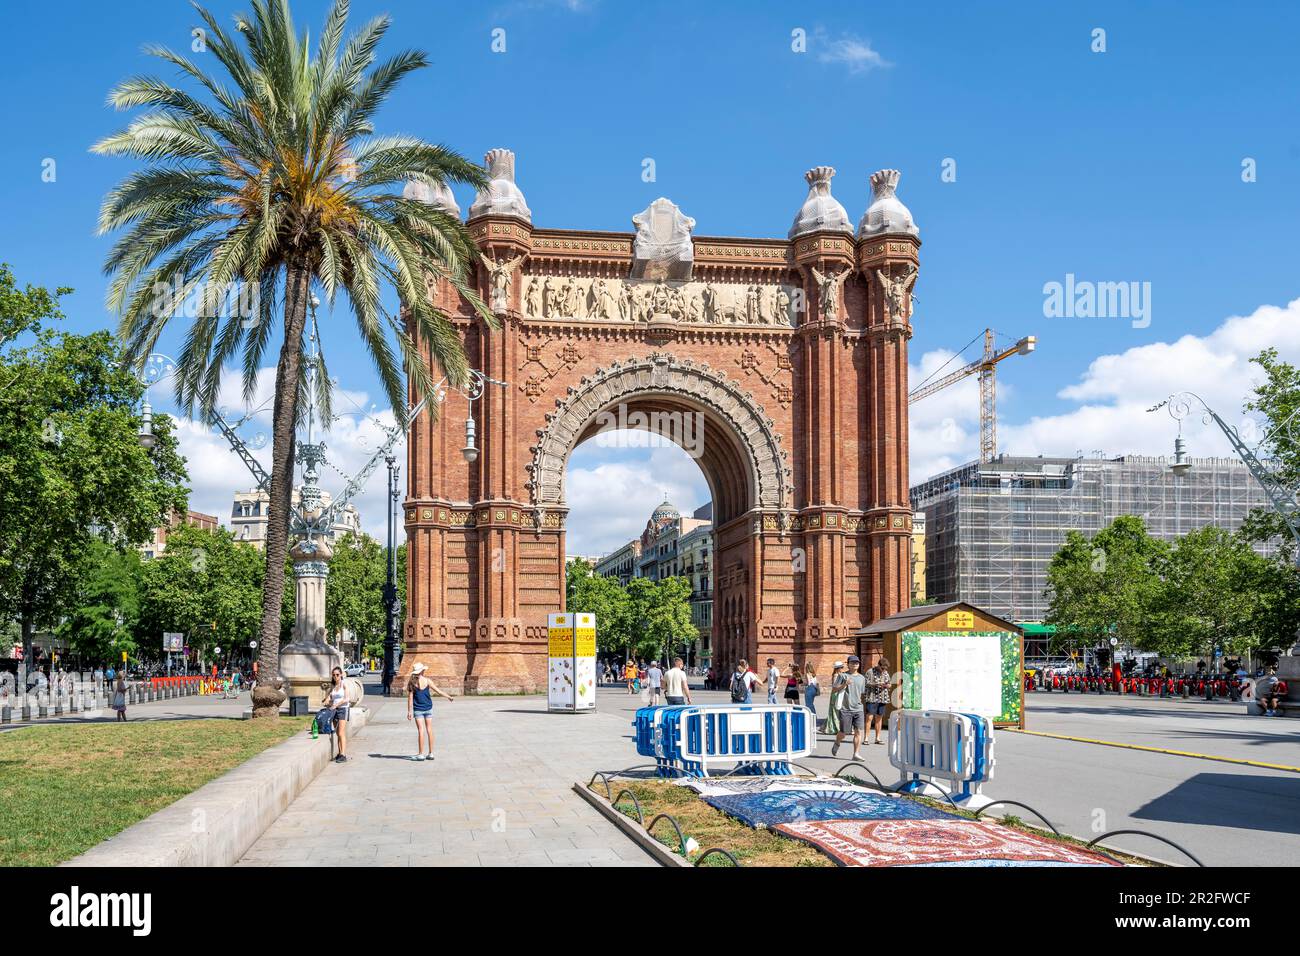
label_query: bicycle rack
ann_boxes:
[831,762,891,793]
[695,847,740,867]
[647,813,689,856]
[1086,829,1204,867]
[612,789,645,825]
[971,800,1062,835]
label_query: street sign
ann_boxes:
[121,651,127,662]
[1109,637,1118,646]
[163,633,183,652]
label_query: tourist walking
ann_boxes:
[784,663,801,704]
[646,661,664,705]
[864,657,892,744]
[624,659,637,695]
[324,667,351,762]
[730,659,760,703]
[803,663,819,716]
[831,655,867,760]
[112,674,128,722]
[824,662,844,735]
[663,657,692,706]
[766,658,780,704]
[406,662,454,760]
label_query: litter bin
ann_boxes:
[289,695,309,717]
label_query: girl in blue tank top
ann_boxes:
[406,662,455,761]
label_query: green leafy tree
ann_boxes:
[55,541,143,665]
[326,532,387,658]
[136,525,264,663]
[565,559,632,654]
[1147,526,1300,659]
[95,0,493,714]
[0,276,189,664]
[626,576,695,663]
[1044,516,1167,654]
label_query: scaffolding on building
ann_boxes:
[912,454,1274,624]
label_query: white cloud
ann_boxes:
[909,297,1300,485]
[565,436,709,558]
[816,30,891,74]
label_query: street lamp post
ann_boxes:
[383,453,399,696]
[1153,391,1300,658]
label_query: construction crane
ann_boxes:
[909,328,1036,463]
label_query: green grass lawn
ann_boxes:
[0,717,307,866]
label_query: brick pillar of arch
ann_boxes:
[402,217,917,693]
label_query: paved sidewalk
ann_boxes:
[236,687,657,867]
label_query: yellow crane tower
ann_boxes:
[909,328,1036,463]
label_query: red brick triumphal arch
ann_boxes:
[403,152,920,692]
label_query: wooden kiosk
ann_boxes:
[853,601,1025,729]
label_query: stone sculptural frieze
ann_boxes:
[517,274,802,328]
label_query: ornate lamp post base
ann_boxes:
[279,536,350,708]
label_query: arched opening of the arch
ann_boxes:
[559,390,763,675]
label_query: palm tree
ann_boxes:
[95,0,493,716]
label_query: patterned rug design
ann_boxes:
[674,776,874,797]
[773,819,1120,867]
[704,789,960,828]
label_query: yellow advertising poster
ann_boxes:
[574,611,596,657]
[946,610,975,629]
[548,612,573,658]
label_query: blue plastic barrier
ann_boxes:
[632,703,816,777]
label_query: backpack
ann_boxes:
[730,672,749,703]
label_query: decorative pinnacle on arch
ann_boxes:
[858,168,919,238]
[870,168,901,199]
[468,147,531,223]
[485,148,515,181]
[789,165,852,238]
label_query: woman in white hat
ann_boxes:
[406,663,454,761]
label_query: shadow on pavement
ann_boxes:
[1131,771,1300,836]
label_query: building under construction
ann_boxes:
[911,454,1274,623]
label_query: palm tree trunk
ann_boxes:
[250,261,312,717]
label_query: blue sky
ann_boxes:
[2,0,1299,556]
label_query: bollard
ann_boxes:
[1,704,10,724]
[54,696,64,716]
[70,693,79,713]
[21,702,32,721]
[38,700,48,719]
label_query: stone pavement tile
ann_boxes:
[347,832,411,847]
[613,844,655,862]
[475,850,555,866]
[415,853,483,866]
[310,844,378,862]
[546,846,622,864]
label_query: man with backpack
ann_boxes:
[730,659,761,703]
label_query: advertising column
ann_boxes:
[573,612,596,712]
[548,612,597,713]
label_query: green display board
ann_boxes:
[900,630,1022,725]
